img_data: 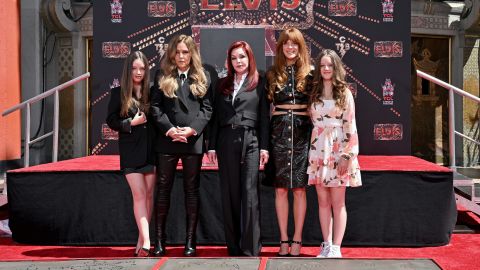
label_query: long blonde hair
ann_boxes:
[120,51,150,117]
[266,27,310,101]
[310,49,347,109]
[159,34,207,98]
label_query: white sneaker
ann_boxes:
[316,241,331,258]
[327,244,342,258]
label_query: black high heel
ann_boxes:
[277,240,290,257]
[184,237,197,256]
[137,247,150,257]
[289,240,302,257]
[153,239,166,256]
[134,246,140,257]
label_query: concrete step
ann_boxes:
[453,170,480,201]
[456,166,480,179]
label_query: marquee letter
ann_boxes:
[201,0,219,10]
[282,0,300,10]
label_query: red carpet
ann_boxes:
[0,233,479,270]
[8,155,451,173]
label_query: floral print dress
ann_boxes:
[307,89,362,187]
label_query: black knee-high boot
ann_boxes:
[181,154,201,256]
[183,179,199,257]
[153,214,166,256]
[184,213,198,256]
[153,154,176,256]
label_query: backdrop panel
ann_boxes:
[199,27,266,76]
[92,0,411,155]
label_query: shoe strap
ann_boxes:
[291,240,302,245]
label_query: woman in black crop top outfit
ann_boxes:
[265,28,312,257]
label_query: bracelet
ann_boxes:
[342,154,351,160]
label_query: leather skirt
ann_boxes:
[265,114,312,188]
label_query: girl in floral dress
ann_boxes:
[307,49,361,258]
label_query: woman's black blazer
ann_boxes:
[150,71,213,155]
[208,76,270,151]
[106,87,155,169]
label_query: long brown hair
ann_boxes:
[309,49,347,109]
[158,34,207,98]
[120,51,150,117]
[266,27,310,101]
[219,41,259,95]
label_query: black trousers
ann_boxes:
[216,127,261,256]
[155,153,203,242]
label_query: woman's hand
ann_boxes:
[207,151,217,165]
[166,127,187,143]
[131,109,147,126]
[337,156,350,176]
[176,127,196,139]
[260,150,269,166]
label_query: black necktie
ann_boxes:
[179,73,186,85]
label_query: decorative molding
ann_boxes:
[58,42,75,160]
[58,36,72,47]
[77,17,92,33]
[73,3,93,34]
[411,15,457,31]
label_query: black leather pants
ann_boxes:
[155,154,202,246]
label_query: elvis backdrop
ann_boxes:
[91,0,410,155]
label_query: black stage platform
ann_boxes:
[6,155,456,246]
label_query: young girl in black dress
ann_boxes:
[106,51,156,257]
